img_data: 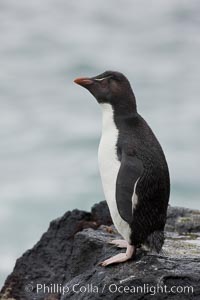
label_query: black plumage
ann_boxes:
[115,113,170,252]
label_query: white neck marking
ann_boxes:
[100,103,116,132]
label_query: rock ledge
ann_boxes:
[0,202,200,300]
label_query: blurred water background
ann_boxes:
[0,0,200,287]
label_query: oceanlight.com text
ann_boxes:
[24,282,194,296]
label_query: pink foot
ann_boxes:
[109,239,127,248]
[99,244,135,267]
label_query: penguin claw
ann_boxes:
[109,239,127,248]
[99,244,135,266]
[99,253,130,266]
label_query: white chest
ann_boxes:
[98,103,131,242]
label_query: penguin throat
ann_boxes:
[100,103,116,130]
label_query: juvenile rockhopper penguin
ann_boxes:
[74,71,170,266]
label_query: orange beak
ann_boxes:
[74,77,93,86]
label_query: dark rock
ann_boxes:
[0,201,200,300]
[91,201,112,226]
[61,228,200,300]
[166,206,200,234]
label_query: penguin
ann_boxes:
[74,71,170,266]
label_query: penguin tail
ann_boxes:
[144,230,165,253]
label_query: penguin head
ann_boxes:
[74,71,137,113]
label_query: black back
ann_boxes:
[115,112,170,250]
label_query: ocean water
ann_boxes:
[0,0,200,288]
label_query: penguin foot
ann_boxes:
[99,244,135,267]
[109,239,127,248]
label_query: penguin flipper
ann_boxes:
[116,152,144,225]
